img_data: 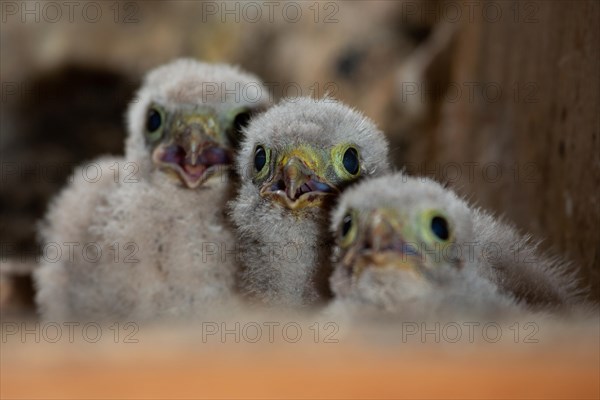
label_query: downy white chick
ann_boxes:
[35,59,269,321]
[231,97,391,307]
[328,173,585,320]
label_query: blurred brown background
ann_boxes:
[1,0,599,314]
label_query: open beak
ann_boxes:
[259,155,338,210]
[343,210,424,278]
[152,115,232,189]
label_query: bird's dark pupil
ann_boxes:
[233,112,251,133]
[431,216,449,240]
[342,147,359,175]
[147,109,161,132]
[341,214,353,237]
[254,146,266,171]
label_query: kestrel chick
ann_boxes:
[231,97,391,307]
[328,173,584,318]
[35,59,269,321]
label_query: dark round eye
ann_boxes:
[431,216,449,241]
[254,146,267,172]
[342,147,360,175]
[233,111,252,134]
[341,213,353,238]
[146,108,162,132]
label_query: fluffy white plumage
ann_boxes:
[35,59,269,321]
[327,173,586,320]
[231,97,391,307]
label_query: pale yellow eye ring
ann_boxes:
[339,209,358,248]
[332,143,361,180]
[227,107,252,134]
[420,209,453,244]
[145,104,166,142]
[253,145,271,179]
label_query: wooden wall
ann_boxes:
[398,0,599,297]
